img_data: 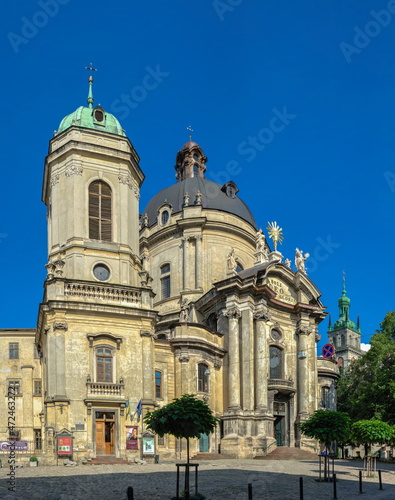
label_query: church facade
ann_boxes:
[0,79,338,464]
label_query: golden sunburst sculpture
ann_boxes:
[266,221,284,251]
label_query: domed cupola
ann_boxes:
[143,139,256,228]
[56,74,125,137]
[175,141,208,181]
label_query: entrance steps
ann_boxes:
[89,456,130,465]
[190,453,232,460]
[254,447,317,461]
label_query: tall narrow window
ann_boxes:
[160,264,171,299]
[89,181,112,241]
[9,343,19,359]
[321,386,330,409]
[269,346,283,379]
[33,380,42,396]
[198,363,209,393]
[34,429,42,450]
[155,370,162,399]
[96,348,113,383]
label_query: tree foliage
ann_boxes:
[144,394,219,440]
[337,311,395,424]
[351,420,394,454]
[299,410,350,447]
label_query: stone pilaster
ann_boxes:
[254,310,270,413]
[296,322,313,420]
[182,237,190,290]
[224,307,241,410]
[140,331,154,402]
[195,235,202,289]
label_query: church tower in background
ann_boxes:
[327,275,363,370]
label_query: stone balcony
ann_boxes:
[86,381,124,397]
[268,378,295,394]
[64,280,142,307]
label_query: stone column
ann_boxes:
[182,237,190,290]
[140,331,154,402]
[241,307,254,411]
[296,322,313,419]
[195,236,202,289]
[224,307,241,410]
[254,310,270,413]
[21,366,34,440]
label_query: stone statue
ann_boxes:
[195,190,202,205]
[179,299,189,322]
[256,229,266,252]
[183,192,190,207]
[284,258,291,268]
[295,248,309,274]
[142,213,149,227]
[227,248,237,272]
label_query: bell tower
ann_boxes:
[36,74,156,464]
[42,74,144,286]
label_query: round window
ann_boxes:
[93,263,111,281]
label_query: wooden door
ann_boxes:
[96,421,105,455]
[105,421,114,455]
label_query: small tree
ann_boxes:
[144,394,219,463]
[351,420,393,456]
[299,410,351,451]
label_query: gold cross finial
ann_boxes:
[187,125,193,141]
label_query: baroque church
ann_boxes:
[0,77,339,464]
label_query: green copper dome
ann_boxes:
[56,75,125,137]
[57,105,125,136]
[330,275,356,331]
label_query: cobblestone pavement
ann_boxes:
[1,459,394,500]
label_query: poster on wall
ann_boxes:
[143,437,155,455]
[126,426,138,450]
[57,436,72,455]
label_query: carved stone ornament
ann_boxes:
[118,174,134,189]
[297,325,313,336]
[53,259,65,277]
[45,262,56,280]
[254,307,271,321]
[179,350,190,363]
[214,356,222,370]
[179,299,189,323]
[195,191,202,205]
[50,174,60,186]
[65,165,83,177]
[202,394,209,403]
[140,330,154,339]
[223,307,241,319]
[53,322,68,331]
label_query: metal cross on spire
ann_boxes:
[342,270,347,294]
[187,125,194,141]
[85,63,97,108]
[85,62,98,73]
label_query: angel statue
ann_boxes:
[295,248,310,274]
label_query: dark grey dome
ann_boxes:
[143,177,257,228]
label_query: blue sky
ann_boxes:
[1,1,395,350]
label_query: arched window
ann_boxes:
[341,334,345,346]
[198,363,209,393]
[96,348,113,383]
[89,181,112,241]
[160,264,171,299]
[235,262,243,273]
[332,337,337,347]
[161,210,169,225]
[269,346,283,379]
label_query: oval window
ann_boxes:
[94,109,104,122]
[161,210,169,225]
